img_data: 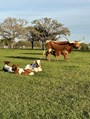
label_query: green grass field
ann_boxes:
[0,49,90,119]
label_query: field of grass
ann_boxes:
[0,49,90,119]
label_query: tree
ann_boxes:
[14,41,31,49]
[80,43,90,50]
[32,18,70,49]
[25,26,41,49]
[0,17,27,48]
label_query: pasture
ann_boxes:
[0,49,90,119]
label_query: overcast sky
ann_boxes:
[0,0,90,43]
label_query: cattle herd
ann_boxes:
[2,38,83,75]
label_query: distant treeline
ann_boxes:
[0,40,90,50]
[0,17,89,50]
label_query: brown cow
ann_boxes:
[45,40,82,61]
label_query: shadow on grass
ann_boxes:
[21,52,42,55]
[5,56,65,62]
[0,69,3,72]
[5,56,46,61]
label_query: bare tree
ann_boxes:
[0,17,27,48]
[32,18,70,49]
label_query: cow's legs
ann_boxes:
[55,54,61,61]
[55,56,59,61]
[62,51,68,60]
[63,54,67,60]
[54,50,61,61]
[48,54,51,61]
[46,51,51,61]
[47,53,51,61]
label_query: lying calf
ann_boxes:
[3,61,13,73]
[25,60,42,72]
[12,64,34,75]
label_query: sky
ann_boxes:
[0,0,90,43]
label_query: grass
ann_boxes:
[0,49,90,119]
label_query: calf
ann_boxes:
[12,64,34,75]
[24,60,42,72]
[3,61,13,73]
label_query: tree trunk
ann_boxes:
[7,38,13,49]
[42,41,45,50]
[31,41,34,49]
[8,42,13,49]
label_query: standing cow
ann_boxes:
[45,39,82,61]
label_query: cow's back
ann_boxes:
[47,41,70,51]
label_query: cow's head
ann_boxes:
[12,64,18,71]
[72,41,81,49]
[4,61,10,65]
[65,37,83,49]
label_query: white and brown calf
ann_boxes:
[24,60,42,72]
[12,64,34,75]
[3,61,13,73]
